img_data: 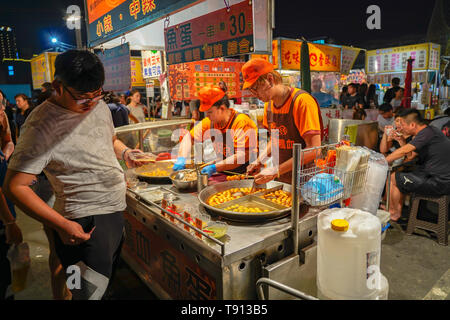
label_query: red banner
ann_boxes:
[168,60,251,100]
[164,1,253,64]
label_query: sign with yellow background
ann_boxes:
[366,43,440,74]
[130,56,145,87]
[273,39,341,72]
[30,52,59,90]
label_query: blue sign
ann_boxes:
[86,0,199,48]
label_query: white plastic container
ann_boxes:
[350,157,388,215]
[317,208,388,300]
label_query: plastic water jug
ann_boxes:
[317,208,388,300]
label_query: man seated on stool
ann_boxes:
[385,109,450,222]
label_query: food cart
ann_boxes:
[116,119,369,299]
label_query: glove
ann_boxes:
[201,164,217,177]
[173,157,186,171]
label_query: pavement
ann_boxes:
[10,205,450,300]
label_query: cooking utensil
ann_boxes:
[174,161,214,180]
[170,170,198,191]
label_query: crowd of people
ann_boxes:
[0,50,448,301]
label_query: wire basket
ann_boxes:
[296,143,369,207]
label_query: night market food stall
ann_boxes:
[365,42,442,118]
[85,0,388,300]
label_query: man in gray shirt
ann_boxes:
[3,50,143,300]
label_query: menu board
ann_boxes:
[340,46,361,75]
[97,42,131,92]
[168,60,250,100]
[164,1,253,65]
[428,44,441,70]
[366,43,440,74]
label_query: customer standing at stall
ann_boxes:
[344,83,364,110]
[243,58,323,184]
[3,50,144,300]
[0,100,18,300]
[14,93,34,137]
[173,85,258,176]
[383,77,401,104]
[126,89,146,123]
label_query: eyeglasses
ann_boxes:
[247,80,267,94]
[62,83,104,105]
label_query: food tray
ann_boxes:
[135,159,175,183]
[198,180,292,222]
[217,195,288,212]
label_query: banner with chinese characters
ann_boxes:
[273,39,341,72]
[366,43,440,74]
[164,0,253,65]
[86,0,199,47]
[97,42,131,92]
[122,211,217,299]
[131,56,145,87]
[168,60,250,100]
[428,43,440,70]
[30,52,59,90]
[340,46,361,75]
[142,50,163,78]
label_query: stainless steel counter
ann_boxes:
[122,181,319,300]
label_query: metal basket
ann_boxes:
[296,143,369,207]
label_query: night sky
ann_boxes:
[0,0,437,59]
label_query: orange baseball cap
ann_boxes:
[241,58,274,90]
[197,85,226,112]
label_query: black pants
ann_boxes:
[0,232,13,300]
[395,171,450,196]
[52,211,124,300]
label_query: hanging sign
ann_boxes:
[273,39,341,72]
[97,42,131,92]
[366,43,440,74]
[164,0,253,65]
[142,50,163,78]
[85,0,199,47]
[168,60,250,100]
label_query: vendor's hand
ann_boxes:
[173,157,186,171]
[56,220,95,246]
[5,223,23,245]
[247,160,262,176]
[201,164,216,177]
[124,149,147,168]
[254,166,279,184]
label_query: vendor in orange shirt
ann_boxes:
[244,58,323,184]
[173,85,258,176]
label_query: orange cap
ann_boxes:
[241,58,274,90]
[197,85,226,112]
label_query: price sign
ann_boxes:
[164,1,254,65]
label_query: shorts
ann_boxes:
[395,171,450,196]
[52,211,124,300]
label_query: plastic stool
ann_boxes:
[407,194,449,246]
